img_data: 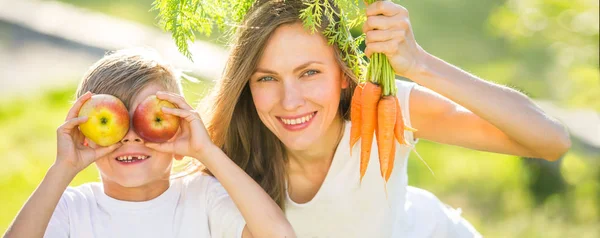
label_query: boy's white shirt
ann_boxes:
[284,80,482,238]
[44,173,245,238]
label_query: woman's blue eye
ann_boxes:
[303,70,319,77]
[258,76,275,82]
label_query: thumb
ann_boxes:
[94,142,123,159]
[145,142,173,153]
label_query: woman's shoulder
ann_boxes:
[395,79,417,99]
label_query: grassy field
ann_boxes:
[1,80,597,237]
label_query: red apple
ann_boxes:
[78,94,130,147]
[132,95,180,143]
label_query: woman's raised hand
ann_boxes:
[363,1,427,77]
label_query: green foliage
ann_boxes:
[151,0,231,59]
[151,0,368,79]
[299,0,367,81]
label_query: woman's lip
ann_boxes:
[277,111,317,120]
[277,112,317,131]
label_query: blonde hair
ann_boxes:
[201,0,359,209]
[76,47,199,178]
[76,48,183,105]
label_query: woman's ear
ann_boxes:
[341,73,350,89]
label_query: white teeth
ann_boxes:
[116,155,149,162]
[281,113,314,125]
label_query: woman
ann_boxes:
[198,0,571,237]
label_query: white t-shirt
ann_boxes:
[44,173,246,238]
[285,80,482,237]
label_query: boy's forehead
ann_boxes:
[128,84,169,110]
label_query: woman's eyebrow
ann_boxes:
[254,67,278,75]
[254,61,324,75]
[293,61,323,73]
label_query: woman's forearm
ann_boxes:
[407,52,571,161]
[199,146,296,238]
[4,163,75,238]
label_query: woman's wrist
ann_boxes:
[404,46,433,81]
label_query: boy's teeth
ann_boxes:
[116,155,149,161]
[282,113,314,125]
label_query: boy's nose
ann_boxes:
[121,128,143,144]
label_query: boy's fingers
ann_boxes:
[156,91,193,110]
[162,107,202,124]
[94,143,122,159]
[66,92,93,121]
[145,142,174,153]
[58,116,89,134]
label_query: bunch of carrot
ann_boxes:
[350,1,417,183]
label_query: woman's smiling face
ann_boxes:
[248,22,348,151]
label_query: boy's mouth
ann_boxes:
[114,153,151,164]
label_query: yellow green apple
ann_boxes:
[78,94,130,146]
[132,95,180,143]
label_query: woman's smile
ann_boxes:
[277,111,317,131]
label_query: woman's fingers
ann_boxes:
[364,40,402,58]
[366,29,406,44]
[156,91,194,110]
[365,1,408,17]
[363,15,409,33]
[65,91,92,121]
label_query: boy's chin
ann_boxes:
[101,175,161,188]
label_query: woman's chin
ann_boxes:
[280,137,316,152]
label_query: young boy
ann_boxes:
[3,48,295,238]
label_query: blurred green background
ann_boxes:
[0,0,598,237]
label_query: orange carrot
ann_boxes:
[349,84,363,153]
[384,138,396,182]
[360,82,381,182]
[394,96,417,145]
[377,96,396,179]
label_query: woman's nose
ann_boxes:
[281,81,305,111]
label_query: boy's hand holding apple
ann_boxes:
[143,91,217,162]
[55,92,122,175]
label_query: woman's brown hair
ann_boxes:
[201,0,360,209]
